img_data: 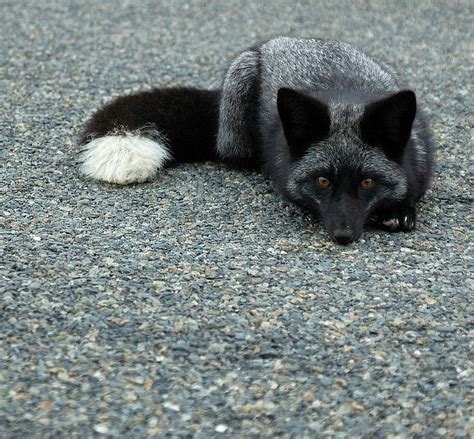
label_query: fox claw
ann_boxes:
[373,204,416,232]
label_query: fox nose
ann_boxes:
[333,228,355,245]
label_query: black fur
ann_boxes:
[277,88,331,159]
[360,90,417,162]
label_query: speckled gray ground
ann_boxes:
[1,0,473,437]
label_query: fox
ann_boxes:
[78,37,434,244]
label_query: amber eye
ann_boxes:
[360,178,375,189]
[317,177,331,188]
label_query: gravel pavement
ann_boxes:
[1,0,473,437]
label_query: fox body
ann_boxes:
[79,37,434,244]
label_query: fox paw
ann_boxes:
[372,205,416,232]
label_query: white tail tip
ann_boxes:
[79,134,171,184]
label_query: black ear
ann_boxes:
[360,90,416,161]
[277,88,330,158]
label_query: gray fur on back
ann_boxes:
[258,37,397,107]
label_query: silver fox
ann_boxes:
[79,37,434,244]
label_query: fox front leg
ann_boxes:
[371,201,417,232]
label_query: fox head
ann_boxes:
[277,87,417,244]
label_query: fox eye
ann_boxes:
[317,177,331,188]
[360,178,375,189]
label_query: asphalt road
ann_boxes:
[1,0,473,437]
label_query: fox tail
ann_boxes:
[78,87,221,185]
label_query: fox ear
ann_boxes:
[360,90,416,161]
[277,88,330,158]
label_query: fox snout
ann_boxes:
[331,226,357,245]
[322,200,366,244]
[325,221,362,245]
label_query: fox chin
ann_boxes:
[78,37,434,244]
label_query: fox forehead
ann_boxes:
[291,134,406,183]
[328,102,365,131]
[298,134,382,173]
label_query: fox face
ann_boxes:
[277,87,416,244]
